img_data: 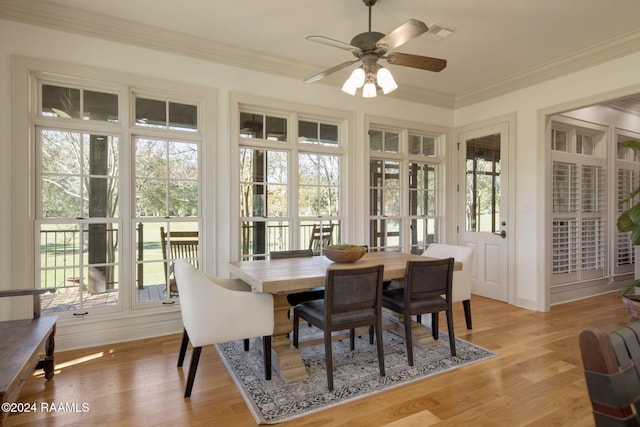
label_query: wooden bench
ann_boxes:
[0,288,57,426]
[579,321,640,427]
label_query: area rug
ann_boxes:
[215,321,496,424]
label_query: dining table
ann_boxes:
[228,251,461,383]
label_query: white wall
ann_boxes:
[454,52,640,311]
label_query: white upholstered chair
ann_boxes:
[173,259,274,398]
[423,244,474,329]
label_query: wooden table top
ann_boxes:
[228,251,460,294]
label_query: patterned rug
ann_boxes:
[216,320,496,424]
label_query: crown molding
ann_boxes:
[2,0,638,110]
[455,29,640,108]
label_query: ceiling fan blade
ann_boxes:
[306,35,361,52]
[386,52,447,72]
[303,60,360,84]
[376,19,429,52]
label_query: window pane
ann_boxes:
[409,218,439,254]
[266,116,287,141]
[385,132,399,153]
[169,180,198,216]
[266,151,287,184]
[409,135,421,155]
[42,84,80,118]
[241,221,290,260]
[84,90,118,122]
[369,219,401,250]
[169,102,197,131]
[266,184,287,217]
[134,138,199,217]
[240,112,264,138]
[299,120,317,142]
[466,134,501,233]
[370,130,383,151]
[169,142,198,180]
[552,129,568,152]
[136,97,166,127]
[41,130,119,219]
[39,222,120,313]
[319,123,338,146]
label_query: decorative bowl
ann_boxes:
[322,245,366,263]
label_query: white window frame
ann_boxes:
[550,117,608,289]
[366,116,447,253]
[12,57,216,324]
[230,94,352,260]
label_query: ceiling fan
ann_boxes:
[303,0,447,97]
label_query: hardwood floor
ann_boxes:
[6,293,627,426]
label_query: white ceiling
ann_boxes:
[2,0,640,108]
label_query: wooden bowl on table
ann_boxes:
[322,245,366,263]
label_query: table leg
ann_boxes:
[269,295,309,383]
[43,323,56,380]
[386,313,437,347]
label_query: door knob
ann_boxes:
[494,230,506,239]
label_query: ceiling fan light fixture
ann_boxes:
[362,81,377,98]
[376,67,398,94]
[342,67,366,95]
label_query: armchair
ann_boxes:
[423,243,474,329]
[173,260,274,398]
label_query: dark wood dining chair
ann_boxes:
[382,257,456,366]
[292,264,385,391]
[270,249,324,307]
[579,321,640,426]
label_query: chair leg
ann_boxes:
[404,314,414,366]
[350,328,355,351]
[263,336,272,381]
[375,321,385,377]
[416,314,422,323]
[177,328,189,367]
[463,299,472,329]
[431,312,439,340]
[446,308,456,356]
[369,325,374,345]
[244,338,250,351]
[325,329,334,391]
[292,310,300,348]
[184,346,202,398]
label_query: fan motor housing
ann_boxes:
[351,31,385,53]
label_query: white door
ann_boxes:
[456,121,510,302]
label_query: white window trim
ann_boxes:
[227,92,354,265]
[12,56,216,349]
[365,115,448,252]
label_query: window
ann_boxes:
[368,124,444,254]
[238,107,344,260]
[615,131,640,273]
[33,75,205,317]
[550,121,606,287]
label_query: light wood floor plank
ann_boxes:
[5,293,628,426]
